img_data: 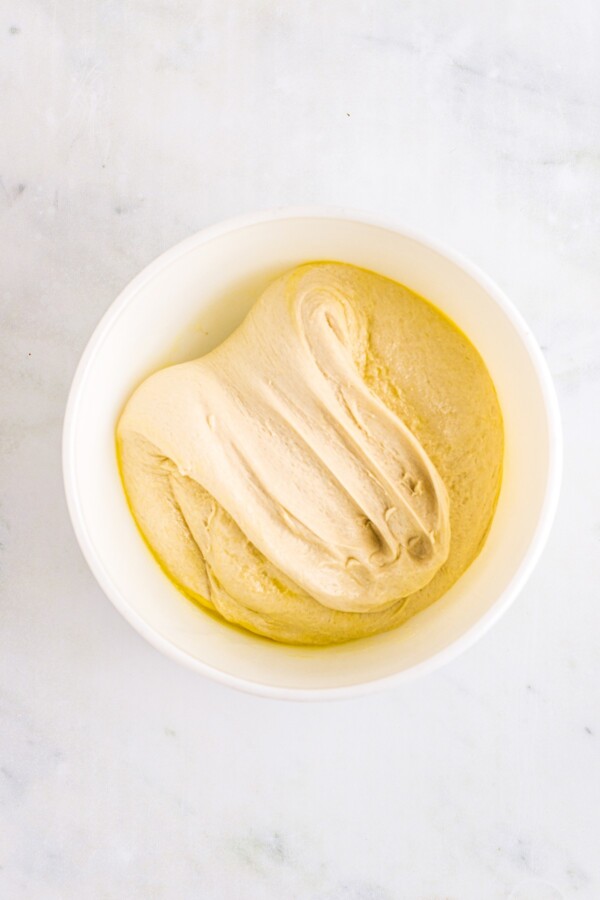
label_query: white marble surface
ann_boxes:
[1,1,599,897]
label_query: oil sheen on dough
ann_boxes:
[117,263,503,644]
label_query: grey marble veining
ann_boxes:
[1,1,599,898]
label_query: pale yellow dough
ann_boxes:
[117,263,503,644]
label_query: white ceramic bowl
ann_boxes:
[63,208,562,700]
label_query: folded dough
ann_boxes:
[117,263,503,644]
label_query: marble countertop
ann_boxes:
[1,2,599,898]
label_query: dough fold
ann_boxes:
[118,263,503,644]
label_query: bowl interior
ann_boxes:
[65,214,557,695]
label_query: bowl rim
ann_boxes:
[63,206,563,701]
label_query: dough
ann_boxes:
[117,263,503,644]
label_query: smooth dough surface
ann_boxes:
[117,263,503,644]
